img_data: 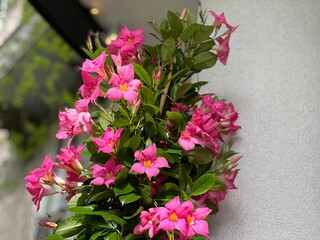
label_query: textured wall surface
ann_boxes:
[199,0,320,239]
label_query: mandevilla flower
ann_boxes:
[178,122,206,151]
[91,127,123,154]
[56,106,92,140]
[183,201,212,238]
[24,155,61,211]
[91,157,124,188]
[105,64,142,105]
[130,143,170,180]
[156,196,189,235]
[81,51,107,78]
[108,27,144,64]
[55,144,84,175]
[214,34,231,65]
[134,208,160,238]
[79,71,104,103]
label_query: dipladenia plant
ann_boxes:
[25,8,241,240]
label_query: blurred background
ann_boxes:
[0,0,197,239]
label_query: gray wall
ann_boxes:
[200,0,320,239]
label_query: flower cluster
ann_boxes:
[25,9,240,240]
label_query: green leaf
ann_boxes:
[184,147,214,165]
[193,52,217,71]
[104,232,119,240]
[115,167,129,184]
[194,25,214,44]
[145,113,157,138]
[161,37,176,62]
[166,111,184,126]
[46,234,64,240]
[123,134,141,152]
[123,206,143,220]
[114,182,135,196]
[179,164,188,191]
[181,23,199,41]
[191,174,215,196]
[67,193,88,208]
[133,63,152,88]
[119,193,141,205]
[113,117,130,128]
[124,233,141,240]
[167,11,183,34]
[175,83,193,101]
[142,104,160,115]
[90,230,104,240]
[195,39,215,55]
[98,111,110,130]
[140,86,154,104]
[90,189,114,202]
[54,216,88,238]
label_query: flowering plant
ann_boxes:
[25,8,240,240]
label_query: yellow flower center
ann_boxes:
[187,215,194,225]
[106,172,114,179]
[169,212,178,222]
[109,140,115,147]
[120,83,129,91]
[127,38,134,44]
[143,160,152,168]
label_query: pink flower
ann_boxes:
[209,10,238,33]
[209,10,228,28]
[79,71,104,103]
[91,127,123,154]
[25,183,57,212]
[130,144,170,180]
[214,34,231,65]
[134,208,160,238]
[156,196,189,235]
[24,155,59,211]
[56,106,92,140]
[55,145,84,175]
[105,64,142,105]
[218,103,241,133]
[220,171,239,189]
[178,122,206,151]
[182,201,211,238]
[108,27,144,64]
[91,157,124,188]
[81,51,107,78]
[24,155,57,184]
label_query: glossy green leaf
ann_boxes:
[98,111,110,130]
[123,206,143,220]
[161,37,176,62]
[67,193,88,208]
[140,86,154,104]
[46,234,64,240]
[142,104,160,115]
[167,11,183,34]
[194,39,215,55]
[193,52,217,71]
[104,232,119,240]
[145,113,157,138]
[179,164,188,191]
[123,134,141,151]
[54,216,88,238]
[113,117,130,128]
[175,83,193,100]
[194,25,214,44]
[191,174,215,196]
[181,23,199,41]
[114,182,135,196]
[157,148,175,163]
[119,193,141,205]
[166,111,184,126]
[133,63,152,88]
[184,147,214,165]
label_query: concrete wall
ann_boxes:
[199,0,320,239]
